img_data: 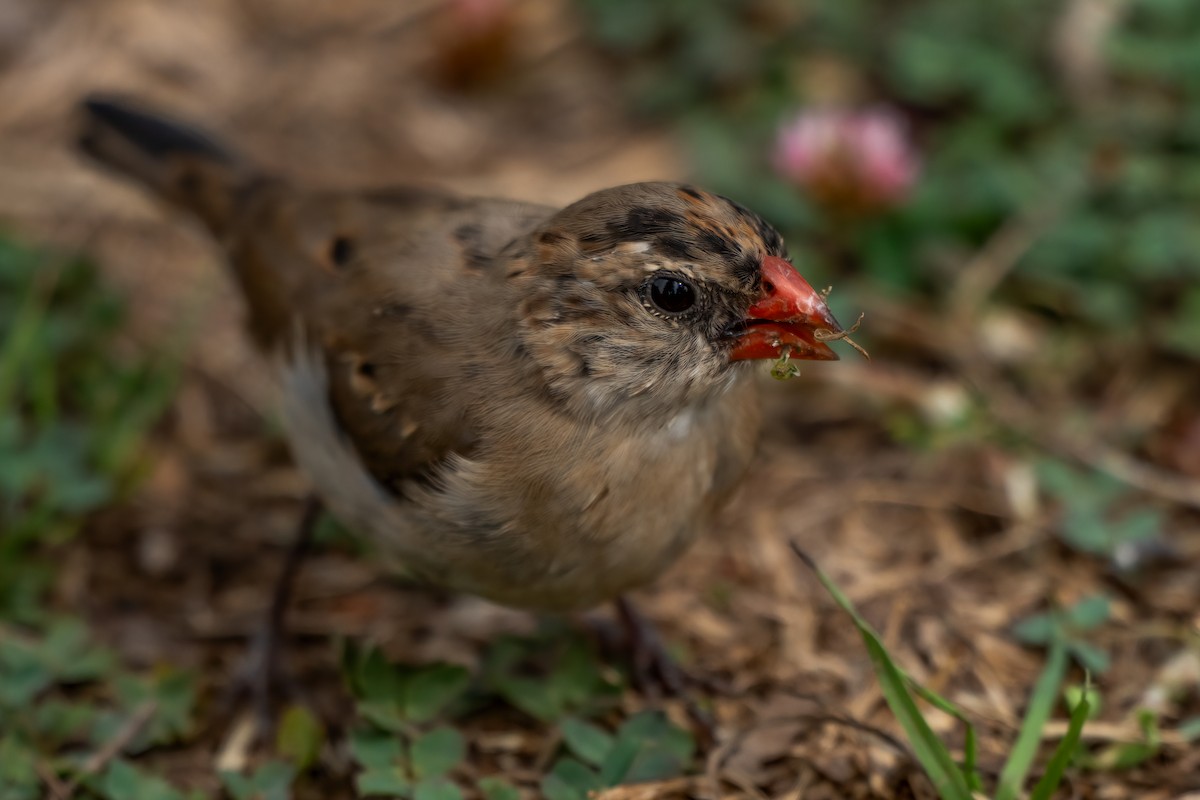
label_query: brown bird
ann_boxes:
[78,97,846,711]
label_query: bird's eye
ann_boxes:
[648,275,697,315]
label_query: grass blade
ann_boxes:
[995,639,1069,800]
[908,682,981,792]
[791,544,973,800]
[1029,678,1090,800]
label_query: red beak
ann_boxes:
[728,256,842,362]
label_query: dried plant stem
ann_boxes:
[949,196,1068,322]
[1039,718,1193,746]
[846,521,1042,606]
[938,198,1200,505]
[860,278,1200,510]
[60,700,157,796]
[956,354,1200,510]
[815,311,870,360]
[36,761,69,800]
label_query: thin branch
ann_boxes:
[61,700,157,795]
[36,760,70,800]
[955,354,1200,510]
[845,521,1043,606]
[949,195,1070,322]
[852,293,1200,511]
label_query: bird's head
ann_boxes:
[508,182,844,416]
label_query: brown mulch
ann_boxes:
[2,1,1198,798]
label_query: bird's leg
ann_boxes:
[224,494,322,736]
[614,597,719,739]
[615,597,687,699]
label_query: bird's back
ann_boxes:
[79,97,555,487]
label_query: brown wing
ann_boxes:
[219,184,556,489]
[77,96,555,489]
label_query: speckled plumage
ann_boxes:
[79,97,842,610]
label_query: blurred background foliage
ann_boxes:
[579,0,1200,565]
[580,0,1200,348]
[0,241,176,622]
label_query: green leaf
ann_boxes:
[413,777,464,800]
[1095,740,1159,770]
[477,776,521,800]
[404,664,470,723]
[995,640,1069,800]
[0,643,52,707]
[349,729,404,768]
[1092,709,1161,770]
[794,546,973,800]
[1012,612,1058,645]
[220,772,254,800]
[0,736,39,799]
[906,682,982,791]
[560,716,614,766]
[1162,287,1200,358]
[31,698,101,744]
[1065,596,1111,631]
[348,651,470,724]
[603,710,697,784]
[540,774,587,800]
[93,670,196,752]
[1029,678,1091,800]
[616,710,694,760]
[541,758,602,800]
[410,726,466,779]
[98,760,185,800]
[219,762,294,800]
[624,748,691,784]
[40,618,115,682]
[357,767,413,797]
[356,647,404,703]
[357,700,409,733]
[275,705,323,771]
[50,473,112,514]
[1063,685,1101,720]
[1179,717,1200,742]
[1068,642,1111,675]
[597,728,641,786]
[497,675,562,722]
[549,640,603,709]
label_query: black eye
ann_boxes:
[648,275,697,314]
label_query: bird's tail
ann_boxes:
[78,96,249,235]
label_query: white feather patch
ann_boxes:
[272,327,404,540]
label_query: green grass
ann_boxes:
[0,236,177,622]
[340,629,696,800]
[0,236,184,799]
[793,543,1094,800]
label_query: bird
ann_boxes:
[77,96,847,714]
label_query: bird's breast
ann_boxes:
[277,339,757,611]
[407,398,744,610]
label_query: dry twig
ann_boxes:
[35,761,70,800]
[854,294,1200,511]
[59,700,157,797]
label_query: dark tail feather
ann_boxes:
[78,95,247,234]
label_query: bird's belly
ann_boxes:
[410,509,704,612]
[276,345,735,611]
[400,423,722,611]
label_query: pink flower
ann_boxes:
[773,107,919,214]
[434,0,517,90]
